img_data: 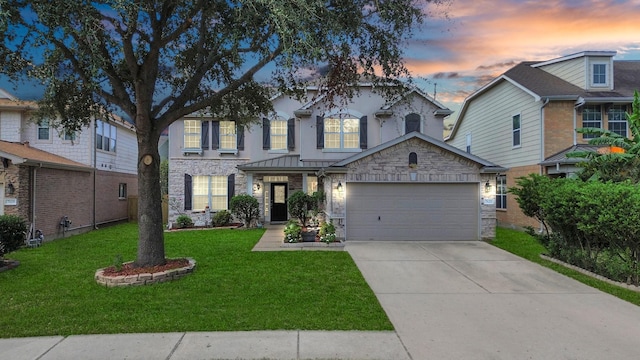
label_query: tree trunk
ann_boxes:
[134,130,166,267]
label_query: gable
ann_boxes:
[333,135,505,184]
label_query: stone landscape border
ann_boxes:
[95,258,196,287]
[540,254,640,293]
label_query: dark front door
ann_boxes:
[271,183,288,222]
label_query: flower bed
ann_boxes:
[95,258,196,287]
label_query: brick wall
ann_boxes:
[497,164,542,230]
[544,101,576,158]
[34,167,93,239]
[95,170,138,224]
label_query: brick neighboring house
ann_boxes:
[168,85,505,241]
[0,88,138,240]
[446,51,640,229]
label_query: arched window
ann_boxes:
[409,152,418,167]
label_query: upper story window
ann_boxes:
[324,116,359,149]
[263,116,294,151]
[63,130,76,141]
[37,120,50,141]
[582,105,602,139]
[96,120,117,152]
[512,114,521,147]
[607,105,628,137]
[219,121,237,151]
[592,63,607,86]
[316,114,367,150]
[183,120,201,150]
[405,113,421,134]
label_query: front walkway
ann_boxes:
[251,224,344,251]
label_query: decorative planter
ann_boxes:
[301,230,317,242]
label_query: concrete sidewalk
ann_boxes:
[0,331,410,360]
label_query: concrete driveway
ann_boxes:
[346,241,640,360]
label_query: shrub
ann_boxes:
[176,214,193,228]
[319,220,336,243]
[287,190,316,226]
[213,210,232,227]
[0,215,27,258]
[284,219,302,243]
[229,194,259,228]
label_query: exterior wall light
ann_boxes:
[337,181,343,192]
[7,181,15,195]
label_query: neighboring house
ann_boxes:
[0,88,138,240]
[446,51,640,229]
[168,84,505,240]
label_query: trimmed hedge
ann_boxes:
[0,215,27,258]
[512,175,640,284]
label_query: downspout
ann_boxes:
[574,97,585,146]
[31,167,36,238]
[540,98,550,173]
[93,120,97,229]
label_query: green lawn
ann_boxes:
[492,227,640,306]
[0,223,392,337]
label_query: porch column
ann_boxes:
[302,173,308,193]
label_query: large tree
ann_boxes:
[0,0,428,267]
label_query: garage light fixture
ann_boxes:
[7,181,15,195]
[484,181,491,192]
[337,181,343,192]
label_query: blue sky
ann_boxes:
[3,0,640,123]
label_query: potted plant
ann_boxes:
[287,190,318,242]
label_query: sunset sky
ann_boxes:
[412,0,640,119]
[2,0,640,122]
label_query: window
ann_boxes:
[118,183,127,199]
[405,113,421,134]
[271,117,287,150]
[582,105,602,139]
[192,175,228,211]
[37,120,50,140]
[465,133,472,153]
[512,114,521,147]
[219,121,236,150]
[183,120,201,149]
[96,120,117,152]
[608,105,627,137]
[592,63,607,86]
[496,175,507,209]
[63,130,76,141]
[306,175,318,195]
[324,116,359,149]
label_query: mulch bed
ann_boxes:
[101,258,190,277]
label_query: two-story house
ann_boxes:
[446,51,640,229]
[168,84,506,241]
[0,88,138,240]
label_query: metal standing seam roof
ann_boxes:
[0,140,92,171]
[237,155,335,171]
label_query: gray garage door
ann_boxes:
[346,183,479,241]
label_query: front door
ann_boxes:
[270,183,288,222]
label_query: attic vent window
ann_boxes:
[409,152,418,168]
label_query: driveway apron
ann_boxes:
[346,241,640,360]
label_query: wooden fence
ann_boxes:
[128,194,169,224]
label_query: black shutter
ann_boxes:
[201,121,209,149]
[211,121,220,150]
[405,113,421,134]
[287,118,295,150]
[360,115,368,149]
[184,174,192,211]
[237,125,244,150]
[227,174,235,208]
[316,116,324,149]
[262,118,270,149]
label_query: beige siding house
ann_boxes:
[447,51,640,229]
[168,85,505,241]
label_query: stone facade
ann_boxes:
[330,137,498,239]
